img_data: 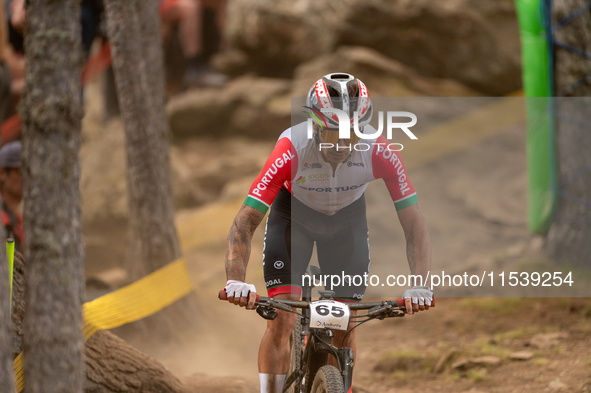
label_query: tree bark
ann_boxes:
[84,331,185,393]
[103,0,180,282]
[103,0,196,338]
[0,227,15,393]
[10,251,186,393]
[546,0,591,265]
[20,0,86,391]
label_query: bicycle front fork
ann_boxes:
[336,347,354,392]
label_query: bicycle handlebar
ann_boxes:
[218,290,435,309]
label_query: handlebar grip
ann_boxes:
[219,290,227,300]
[218,289,260,302]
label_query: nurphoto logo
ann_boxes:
[303,107,418,151]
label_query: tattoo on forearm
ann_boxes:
[226,258,246,280]
[225,205,264,281]
[407,228,416,275]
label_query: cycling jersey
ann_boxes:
[244,122,418,215]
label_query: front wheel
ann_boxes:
[310,365,344,393]
[286,313,303,393]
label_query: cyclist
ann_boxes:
[224,73,433,393]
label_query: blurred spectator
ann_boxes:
[3,0,24,105]
[81,0,104,57]
[160,0,227,86]
[1,1,12,123]
[0,141,23,254]
[2,0,103,117]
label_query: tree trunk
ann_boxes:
[84,331,185,393]
[10,251,186,393]
[103,0,196,339]
[104,0,180,279]
[20,0,86,392]
[0,227,15,393]
[546,0,591,265]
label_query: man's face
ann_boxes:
[317,130,351,165]
[0,168,23,200]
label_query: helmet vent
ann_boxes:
[330,73,352,80]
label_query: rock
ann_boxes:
[471,355,502,367]
[530,332,568,350]
[167,75,291,139]
[433,349,458,373]
[510,351,534,361]
[225,0,521,95]
[334,0,521,95]
[292,46,481,98]
[225,0,341,77]
[451,355,501,371]
[210,49,250,77]
[547,378,569,392]
[451,358,471,370]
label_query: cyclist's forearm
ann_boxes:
[405,216,431,287]
[225,204,264,281]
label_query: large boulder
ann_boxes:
[166,75,292,139]
[334,0,521,95]
[170,46,481,143]
[292,46,482,97]
[222,0,521,95]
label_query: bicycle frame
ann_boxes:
[293,282,356,393]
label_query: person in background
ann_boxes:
[3,0,103,104]
[159,0,227,86]
[1,1,13,123]
[3,0,24,107]
[0,141,23,254]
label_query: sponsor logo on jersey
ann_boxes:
[296,176,306,184]
[266,278,283,287]
[352,293,364,300]
[274,261,284,269]
[302,162,322,170]
[347,161,364,167]
[306,183,366,192]
[308,173,330,182]
[251,149,296,198]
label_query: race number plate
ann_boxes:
[309,300,351,331]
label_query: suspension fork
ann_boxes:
[337,347,354,392]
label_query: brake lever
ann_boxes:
[256,306,278,320]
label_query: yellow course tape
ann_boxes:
[14,257,193,391]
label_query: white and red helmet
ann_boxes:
[306,73,373,129]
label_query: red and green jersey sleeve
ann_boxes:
[371,136,418,211]
[244,135,297,214]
